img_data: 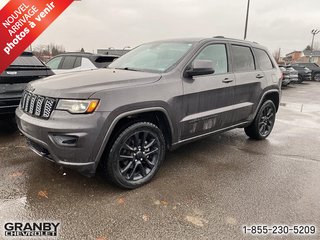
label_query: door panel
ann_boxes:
[181,73,236,140]
[233,71,263,123]
[180,43,237,140]
[231,45,263,124]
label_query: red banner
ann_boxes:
[0,0,73,73]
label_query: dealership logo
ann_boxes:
[3,222,60,237]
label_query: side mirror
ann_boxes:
[184,60,215,78]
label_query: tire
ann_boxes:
[314,73,320,82]
[244,100,276,140]
[103,122,166,189]
[297,75,303,84]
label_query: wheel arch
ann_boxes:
[95,107,174,167]
[253,90,280,119]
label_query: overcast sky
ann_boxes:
[1,0,320,56]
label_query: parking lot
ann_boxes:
[1,82,320,240]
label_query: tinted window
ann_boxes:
[254,48,273,70]
[231,45,255,72]
[195,44,228,74]
[74,57,81,68]
[94,56,118,68]
[46,56,63,69]
[61,56,77,69]
[12,56,44,66]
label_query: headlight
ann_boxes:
[56,99,99,114]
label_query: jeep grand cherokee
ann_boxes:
[16,37,281,189]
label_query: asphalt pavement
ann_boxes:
[0,81,320,240]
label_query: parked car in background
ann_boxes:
[291,65,312,82]
[279,65,299,84]
[16,37,281,189]
[0,52,54,116]
[46,53,119,75]
[293,63,320,81]
[279,66,291,86]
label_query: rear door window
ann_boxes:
[231,45,255,72]
[60,56,77,69]
[254,48,274,70]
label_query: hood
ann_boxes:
[28,68,162,99]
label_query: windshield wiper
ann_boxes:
[115,67,140,72]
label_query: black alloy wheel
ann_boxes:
[105,122,165,189]
[314,73,320,82]
[119,130,160,181]
[257,104,275,137]
[244,100,276,140]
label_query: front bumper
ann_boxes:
[16,107,110,176]
[304,74,312,81]
[289,75,299,82]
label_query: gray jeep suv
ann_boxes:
[16,37,281,189]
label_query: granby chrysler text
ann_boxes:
[16,37,281,189]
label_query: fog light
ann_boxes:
[52,135,78,147]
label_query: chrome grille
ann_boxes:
[35,97,44,117]
[20,91,56,119]
[28,95,36,114]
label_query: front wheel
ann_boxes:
[297,75,304,84]
[244,100,276,140]
[103,122,166,189]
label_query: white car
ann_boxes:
[46,53,118,75]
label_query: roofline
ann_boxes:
[144,36,263,47]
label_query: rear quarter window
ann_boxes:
[254,48,274,70]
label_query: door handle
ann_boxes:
[222,78,234,83]
[256,74,264,79]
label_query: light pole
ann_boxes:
[310,29,320,62]
[244,0,251,40]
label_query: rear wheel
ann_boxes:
[244,100,276,140]
[103,122,166,189]
[314,73,320,82]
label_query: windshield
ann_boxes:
[108,42,194,73]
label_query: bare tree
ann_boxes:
[305,45,312,51]
[32,43,66,61]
